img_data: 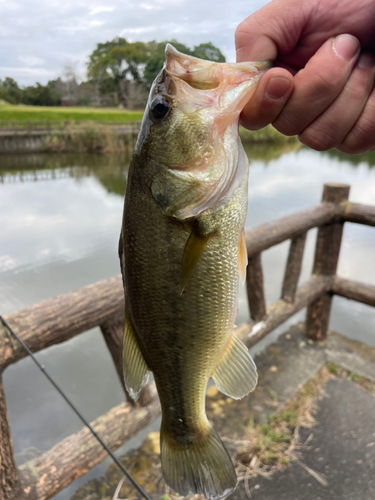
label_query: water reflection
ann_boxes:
[0,153,131,196]
[0,145,375,500]
[324,148,375,167]
[243,141,302,164]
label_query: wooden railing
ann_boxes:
[1,182,375,499]
[0,120,142,132]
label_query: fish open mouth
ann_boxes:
[165,43,270,92]
[163,43,271,128]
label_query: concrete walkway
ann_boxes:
[233,377,375,499]
[70,324,375,500]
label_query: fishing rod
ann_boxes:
[0,314,152,500]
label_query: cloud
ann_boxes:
[0,66,57,79]
[0,0,269,86]
[139,3,161,10]
[90,6,115,15]
[18,56,45,66]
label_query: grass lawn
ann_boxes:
[0,105,144,123]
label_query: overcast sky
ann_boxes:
[0,0,269,86]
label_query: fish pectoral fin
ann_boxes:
[239,228,248,285]
[181,224,214,293]
[212,331,257,400]
[123,312,150,402]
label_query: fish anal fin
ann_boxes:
[212,331,257,400]
[239,228,248,285]
[123,312,150,402]
[181,225,214,292]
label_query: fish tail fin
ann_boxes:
[160,422,236,500]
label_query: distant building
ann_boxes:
[61,96,77,107]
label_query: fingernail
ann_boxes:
[358,52,375,69]
[265,76,291,100]
[333,34,360,61]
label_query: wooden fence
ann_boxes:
[0,120,141,135]
[1,182,375,500]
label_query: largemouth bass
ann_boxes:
[119,45,269,499]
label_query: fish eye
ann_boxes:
[149,95,172,123]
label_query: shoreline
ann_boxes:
[0,122,298,155]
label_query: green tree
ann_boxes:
[143,39,193,87]
[0,77,23,104]
[22,83,60,106]
[143,40,226,87]
[0,78,61,105]
[87,38,149,106]
[192,42,225,63]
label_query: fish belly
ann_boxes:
[124,164,246,423]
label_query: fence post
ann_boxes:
[246,253,266,322]
[281,232,307,303]
[305,183,350,340]
[0,374,17,499]
[100,315,126,393]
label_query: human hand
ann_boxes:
[235,0,375,153]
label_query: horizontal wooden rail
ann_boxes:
[245,203,336,256]
[1,199,374,371]
[0,276,124,369]
[18,384,160,500]
[0,204,338,369]
[343,201,375,227]
[332,276,375,307]
[238,274,333,348]
[244,199,375,258]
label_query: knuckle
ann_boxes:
[242,108,273,131]
[345,69,374,103]
[301,123,339,151]
[234,20,251,47]
[273,110,302,137]
[311,71,342,98]
[341,117,375,153]
[338,143,359,154]
[298,130,334,151]
[346,79,370,101]
[300,122,339,151]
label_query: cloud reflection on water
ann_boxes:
[0,146,374,500]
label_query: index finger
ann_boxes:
[235,0,309,62]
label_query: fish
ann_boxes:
[119,44,269,500]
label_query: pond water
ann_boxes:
[1,143,375,498]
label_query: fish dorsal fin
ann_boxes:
[239,228,248,285]
[181,225,214,293]
[212,331,257,399]
[123,312,150,402]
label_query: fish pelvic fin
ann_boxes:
[212,331,258,400]
[123,311,150,402]
[160,423,236,500]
